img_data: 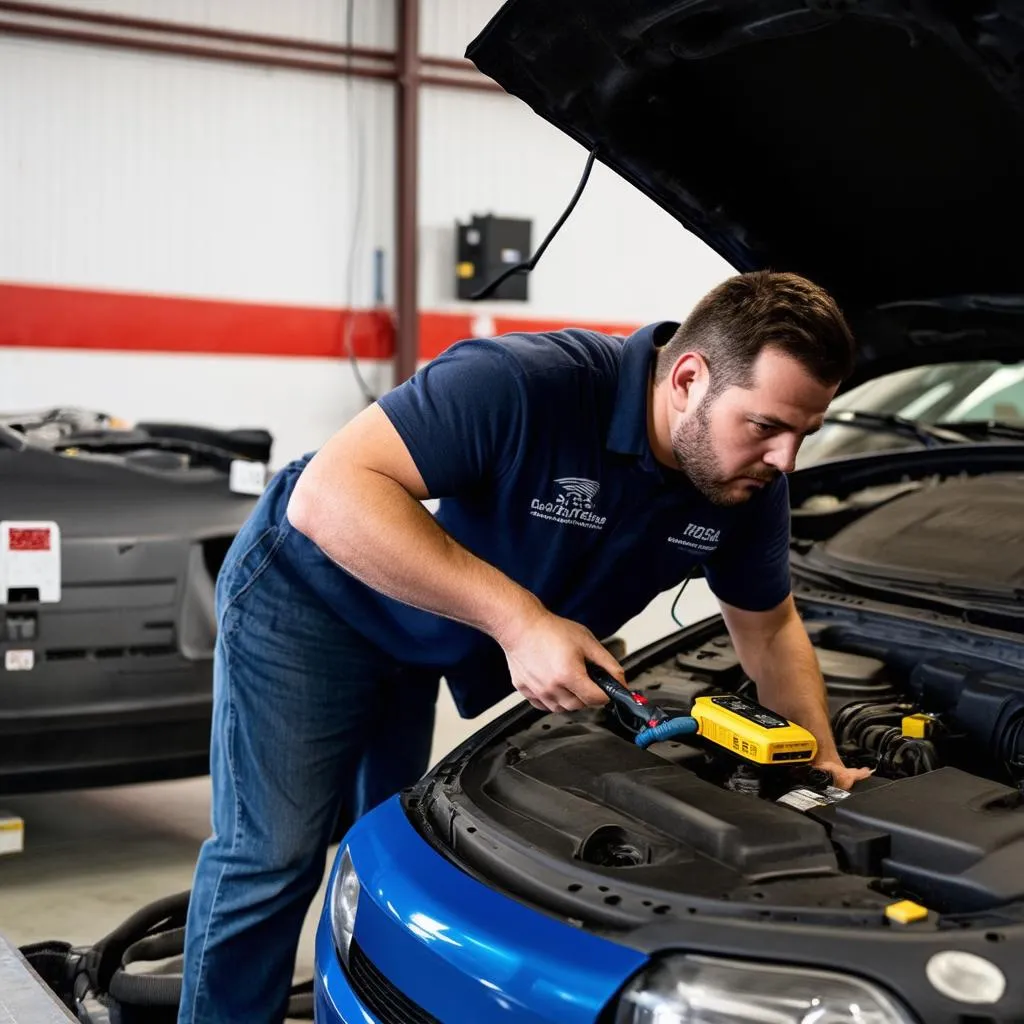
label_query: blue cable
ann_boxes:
[635,716,700,748]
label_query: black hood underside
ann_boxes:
[467,1,1024,381]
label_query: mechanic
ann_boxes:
[178,270,872,1024]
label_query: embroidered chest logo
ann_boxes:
[530,477,608,530]
[668,522,721,553]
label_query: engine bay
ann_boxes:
[792,471,1024,608]
[422,607,1024,926]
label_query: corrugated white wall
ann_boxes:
[421,0,499,58]
[0,38,394,308]
[0,9,397,460]
[419,85,732,323]
[21,0,397,48]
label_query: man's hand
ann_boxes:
[498,607,625,713]
[721,597,865,786]
[814,757,873,791]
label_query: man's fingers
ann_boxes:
[502,611,632,715]
[513,681,550,712]
[586,638,625,684]
[538,683,587,713]
[556,693,587,713]
[507,620,627,714]
[573,640,625,705]
[521,680,591,714]
[517,681,581,714]
[822,764,875,791]
[561,668,606,707]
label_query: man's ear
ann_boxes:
[669,352,709,414]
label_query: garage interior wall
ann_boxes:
[1,0,735,465]
[0,0,400,461]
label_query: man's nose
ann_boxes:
[763,437,799,474]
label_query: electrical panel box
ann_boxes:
[455,214,532,302]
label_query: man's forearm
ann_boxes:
[287,460,541,647]
[284,404,625,714]
[742,611,840,762]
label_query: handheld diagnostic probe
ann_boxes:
[587,663,818,765]
[588,664,697,745]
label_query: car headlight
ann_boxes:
[614,954,916,1024]
[330,846,361,967]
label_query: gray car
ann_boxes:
[0,408,265,793]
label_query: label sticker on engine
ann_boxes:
[4,650,34,672]
[777,786,850,812]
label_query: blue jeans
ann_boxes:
[178,515,439,1024]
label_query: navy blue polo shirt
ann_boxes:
[277,323,792,717]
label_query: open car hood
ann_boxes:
[466,1,1024,386]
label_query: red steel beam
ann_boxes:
[419,73,502,93]
[420,54,479,71]
[0,18,398,79]
[0,2,497,87]
[0,1,394,62]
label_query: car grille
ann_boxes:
[347,939,441,1024]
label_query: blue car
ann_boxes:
[314,0,1024,1021]
[315,550,1023,1024]
[313,785,648,1023]
[315,449,1024,1022]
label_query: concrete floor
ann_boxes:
[0,690,520,992]
[0,584,716,1011]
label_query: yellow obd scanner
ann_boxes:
[690,694,817,765]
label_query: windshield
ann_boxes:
[796,360,1024,466]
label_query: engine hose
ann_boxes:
[635,717,700,748]
[834,700,889,744]
[837,702,910,749]
[876,727,905,775]
[1004,714,1024,763]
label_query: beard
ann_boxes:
[671,402,778,506]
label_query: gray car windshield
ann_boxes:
[797,360,1024,467]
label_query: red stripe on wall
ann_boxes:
[0,282,640,362]
[0,282,394,359]
[416,313,643,360]
[418,311,474,360]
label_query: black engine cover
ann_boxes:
[813,767,1024,912]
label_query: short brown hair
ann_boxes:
[655,271,855,394]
